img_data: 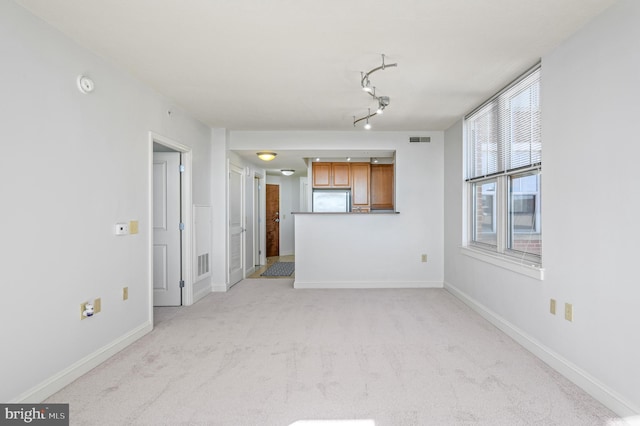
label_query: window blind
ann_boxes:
[466,66,541,180]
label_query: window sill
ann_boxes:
[459,246,544,280]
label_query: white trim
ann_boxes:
[192,283,211,302]
[444,281,640,418]
[211,282,230,292]
[293,280,443,289]
[460,245,544,280]
[11,322,152,403]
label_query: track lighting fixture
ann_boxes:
[353,54,397,129]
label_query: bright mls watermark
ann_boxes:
[0,404,68,425]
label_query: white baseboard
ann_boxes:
[211,283,229,292]
[193,284,211,303]
[293,280,444,289]
[11,321,152,403]
[444,281,639,418]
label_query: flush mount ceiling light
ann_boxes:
[281,169,295,176]
[353,54,397,129]
[257,152,277,161]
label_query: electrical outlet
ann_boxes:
[421,254,428,263]
[565,303,573,321]
[94,298,101,314]
[80,302,88,320]
[123,287,128,301]
[550,299,556,315]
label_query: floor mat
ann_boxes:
[260,262,295,276]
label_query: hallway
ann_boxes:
[250,255,295,278]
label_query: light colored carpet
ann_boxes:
[46,279,620,425]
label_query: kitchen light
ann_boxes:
[257,152,277,161]
[281,170,295,176]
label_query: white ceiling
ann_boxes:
[14,0,616,134]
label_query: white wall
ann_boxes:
[210,129,229,290]
[443,0,640,416]
[231,131,444,287]
[0,0,212,402]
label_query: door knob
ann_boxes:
[275,219,280,222]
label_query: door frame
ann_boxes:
[148,132,194,322]
[254,172,266,268]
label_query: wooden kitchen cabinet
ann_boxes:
[312,162,351,188]
[312,163,331,187]
[332,163,351,187]
[350,162,370,212]
[371,164,394,210]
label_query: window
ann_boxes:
[465,65,541,267]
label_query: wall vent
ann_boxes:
[409,136,431,143]
[198,253,210,277]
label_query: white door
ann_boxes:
[228,164,244,286]
[153,152,182,306]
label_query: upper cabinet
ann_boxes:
[312,162,351,188]
[371,164,394,210]
[312,161,395,212]
[350,162,370,212]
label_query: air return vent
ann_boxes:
[198,253,210,277]
[409,136,431,143]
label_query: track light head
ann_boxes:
[353,55,397,130]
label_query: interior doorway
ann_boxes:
[228,163,245,287]
[266,184,280,257]
[149,133,193,311]
[152,149,182,306]
[254,176,263,268]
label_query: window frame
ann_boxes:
[462,64,544,279]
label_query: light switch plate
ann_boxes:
[123,287,128,301]
[550,299,556,315]
[129,220,139,235]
